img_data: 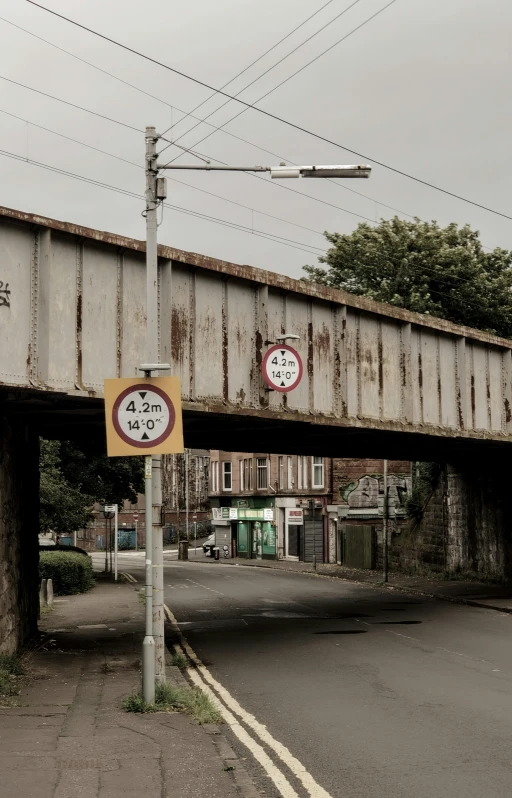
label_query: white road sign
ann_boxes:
[262,344,303,392]
[112,384,175,448]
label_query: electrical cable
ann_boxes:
[0,107,334,239]
[160,0,365,147]
[0,13,413,220]
[0,148,325,256]
[164,0,341,135]
[26,0,512,222]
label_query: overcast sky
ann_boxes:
[1,0,511,279]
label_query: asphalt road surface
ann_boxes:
[118,557,512,798]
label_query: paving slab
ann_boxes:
[0,579,251,798]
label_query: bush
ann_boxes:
[39,551,94,595]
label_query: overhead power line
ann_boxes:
[0,106,331,240]
[160,0,365,146]
[0,14,412,221]
[0,148,325,256]
[166,0,341,135]
[26,0,512,222]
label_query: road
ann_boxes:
[109,555,512,798]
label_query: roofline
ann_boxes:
[1,204,510,350]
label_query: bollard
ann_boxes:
[39,579,48,607]
[46,578,54,608]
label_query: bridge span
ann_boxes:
[1,205,512,459]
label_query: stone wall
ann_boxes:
[395,462,512,581]
[0,411,39,654]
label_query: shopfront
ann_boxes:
[215,501,277,560]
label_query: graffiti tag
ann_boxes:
[0,281,10,308]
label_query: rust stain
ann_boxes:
[418,353,423,389]
[378,337,383,393]
[307,321,314,379]
[314,324,331,358]
[505,398,511,423]
[255,330,263,366]
[222,314,228,402]
[171,307,187,367]
[471,375,476,414]
[400,350,406,388]
[457,389,464,428]
[236,387,246,403]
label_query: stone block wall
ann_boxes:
[0,411,39,654]
[395,461,512,581]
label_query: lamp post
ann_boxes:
[142,125,372,702]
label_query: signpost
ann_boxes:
[262,344,303,392]
[104,504,118,581]
[104,377,183,457]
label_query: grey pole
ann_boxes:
[382,459,388,583]
[185,449,190,545]
[144,126,166,686]
[142,455,155,703]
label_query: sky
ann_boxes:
[0,0,511,279]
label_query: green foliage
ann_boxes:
[39,551,94,595]
[170,652,188,669]
[406,463,442,523]
[40,440,94,534]
[39,439,144,534]
[0,654,24,702]
[303,217,512,337]
[123,684,222,724]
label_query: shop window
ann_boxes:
[222,461,232,491]
[257,458,268,489]
[312,456,324,488]
[211,461,219,493]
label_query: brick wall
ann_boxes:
[0,413,39,654]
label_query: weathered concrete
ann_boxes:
[0,408,39,653]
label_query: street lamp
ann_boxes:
[141,126,373,702]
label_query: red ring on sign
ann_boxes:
[112,383,175,448]
[262,344,303,393]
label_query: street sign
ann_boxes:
[262,344,303,392]
[104,377,184,456]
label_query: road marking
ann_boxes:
[165,604,332,798]
[185,578,224,596]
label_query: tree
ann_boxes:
[39,440,144,534]
[303,217,512,337]
[39,440,94,534]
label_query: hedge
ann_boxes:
[39,551,94,596]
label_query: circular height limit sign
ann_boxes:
[113,384,175,448]
[262,344,303,392]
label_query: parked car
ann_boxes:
[203,533,215,556]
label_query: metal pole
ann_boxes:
[104,517,108,572]
[383,459,388,583]
[142,455,155,704]
[135,519,138,551]
[185,449,190,543]
[109,517,113,575]
[114,504,118,582]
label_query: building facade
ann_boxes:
[209,451,412,565]
[209,451,332,562]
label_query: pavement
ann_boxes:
[0,576,256,798]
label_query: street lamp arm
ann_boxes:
[156,163,371,179]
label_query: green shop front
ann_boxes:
[217,499,277,560]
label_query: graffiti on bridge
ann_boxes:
[0,281,10,308]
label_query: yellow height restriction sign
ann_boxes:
[104,377,184,457]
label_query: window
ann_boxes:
[297,456,303,490]
[279,456,284,490]
[211,461,219,493]
[239,460,244,492]
[302,457,308,489]
[222,461,232,491]
[257,457,268,489]
[312,456,324,488]
[248,459,253,490]
[287,456,293,489]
